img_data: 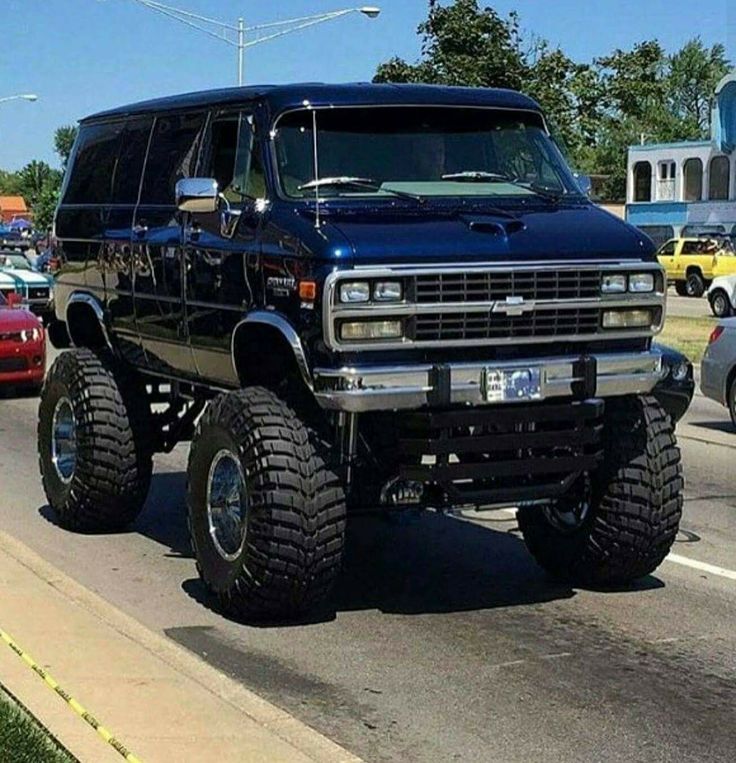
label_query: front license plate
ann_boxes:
[483,367,542,403]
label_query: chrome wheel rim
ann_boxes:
[543,476,591,534]
[715,294,727,316]
[51,397,77,484]
[206,449,248,561]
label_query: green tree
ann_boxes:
[374,0,528,89]
[53,124,78,170]
[667,39,729,135]
[32,182,61,232]
[16,160,60,208]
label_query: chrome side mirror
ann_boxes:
[176,178,219,213]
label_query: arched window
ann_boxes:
[683,158,703,201]
[709,156,730,200]
[633,161,652,202]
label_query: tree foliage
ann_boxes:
[374,0,731,201]
[53,125,78,170]
[0,125,77,231]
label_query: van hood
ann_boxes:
[318,202,654,265]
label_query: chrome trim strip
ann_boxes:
[313,351,663,412]
[323,262,665,352]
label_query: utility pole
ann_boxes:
[237,17,244,87]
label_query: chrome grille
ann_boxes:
[28,287,50,300]
[413,308,601,342]
[414,269,601,303]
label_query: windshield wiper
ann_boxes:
[441,170,571,202]
[298,176,424,203]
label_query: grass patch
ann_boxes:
[659,315,716,363]
[0,685,76,763]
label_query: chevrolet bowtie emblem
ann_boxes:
[491,296,535,316]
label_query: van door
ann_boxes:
[107,115,153,366]
[183,110,265,385]
[133,111,207,377]
[656,239,676,281]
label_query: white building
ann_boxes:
[626,72,736,245]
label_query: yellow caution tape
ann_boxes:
[0,627,142,763]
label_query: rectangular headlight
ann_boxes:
[628,273,655,293]
[601,274,627,293]
[373,281,402,302]
[340,320,403,341]
[602,309,653,329]
[339,282,370,303]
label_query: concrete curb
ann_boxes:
[0,531,361,763]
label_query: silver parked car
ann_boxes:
[701,318,736,424]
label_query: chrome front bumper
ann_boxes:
[313,351,663,412]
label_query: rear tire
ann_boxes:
[685,271,705,297]
[710,289,732,317]
[187,387,346,620]
[674,282,688,297]
[38,348,153,532]
[518,396,683,585]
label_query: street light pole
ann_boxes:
[126,2,381,85]
[238,17,244,87]
[0,94,38,105]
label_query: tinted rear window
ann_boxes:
[63,121,123,204]
[140,112,206,205]
[112,116,153,204]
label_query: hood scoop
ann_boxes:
[463,216,526,236]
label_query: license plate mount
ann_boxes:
[483,366,543,403]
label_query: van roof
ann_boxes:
[82,82,543,123]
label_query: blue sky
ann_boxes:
[0,0,730,170]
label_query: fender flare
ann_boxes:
[65,292,112,349]
[231,310,312,389]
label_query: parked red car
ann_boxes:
[0,291,45,392]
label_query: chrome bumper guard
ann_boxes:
[313,351,663,412]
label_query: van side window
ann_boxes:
[112,116,154,204]
[206,112,266,202]
[140,112,206,205]
[63,121,124,204]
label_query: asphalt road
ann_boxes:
[1,349,735,762]
[667,290,713,319]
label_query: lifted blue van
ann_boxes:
[40,83,682,619]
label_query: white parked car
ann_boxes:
[706,275,736,317]
[0,251,55,321]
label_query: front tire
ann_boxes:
[187,387,346,620]
[38,349,153,531]
[519,396,683,585]
[710,289,732,317]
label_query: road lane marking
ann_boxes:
[496,508,736,582]
[664,553,736,580]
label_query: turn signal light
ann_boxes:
[299,280,317,301]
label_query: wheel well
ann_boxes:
[66,302,108,349]
[726,364,736,404]
[685,266,703,277]
[232,322,310,393]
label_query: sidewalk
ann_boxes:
[0,532,361,763]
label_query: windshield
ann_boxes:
[0,253,31,270]
[273,106,581,201]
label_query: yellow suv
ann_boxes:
[657,236,736,297]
